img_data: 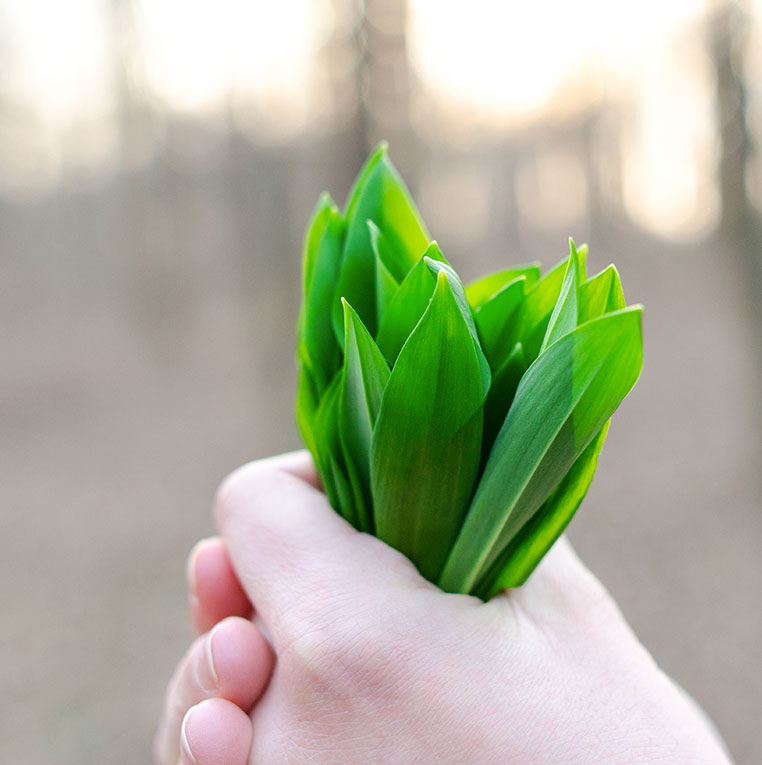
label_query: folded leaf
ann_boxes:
[466,264,540,309]
[334,143,429,338]
[475,421,610,599]
[375,244,446,366]
[339,299,390,532]
[540,240,582,352]
[439,306,643,594]
[372,271,486,581]
[481,342,526,461]
[578,264,626,323]
[514,257,568,363]
[368,221,400,326]
[475,277,528,370]
[299,208,345,395]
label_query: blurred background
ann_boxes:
[1,0,760,762]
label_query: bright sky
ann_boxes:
[0,0,757,238]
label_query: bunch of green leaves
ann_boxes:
[296,144,642,600]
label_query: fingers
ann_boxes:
[214,450,424,646]
[188,538,252,634]
[179,698,252,765]
[154,617,273,765]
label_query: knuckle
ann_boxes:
[213,461,264,529]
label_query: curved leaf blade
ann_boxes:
[371,271,485,581]
[439,306,643,594]
[476,421,610,599]
[339,299,390,532]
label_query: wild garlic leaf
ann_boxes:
[301,192,338,304]
[514,257,568,363]
[375,245,440,366]
[578,264,626,323]
[439,306,643,594]
[475,277,528,370]
[372,271,485,581]
[481,342,526,461]
[339,299,390,532]
[466,264,541,310]
[334,144,429,338]
[368,221,400,326]
[475,421,610,599]
[540,240,583,353]
[300,209,345,395]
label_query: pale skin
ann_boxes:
[155,451,731,764]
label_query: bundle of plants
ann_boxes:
[296,144,642,600]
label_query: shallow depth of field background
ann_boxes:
[1,1,761,762]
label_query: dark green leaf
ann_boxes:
[372,271,486,581]
[299,209,345,395]
[481,342,526,461]
[476,421,610,599]
[475,277,528,370]
[339,299,390,532]
[439,306,643,594]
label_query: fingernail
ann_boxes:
[180,706,198,764]
[194,625,220,693]
[186,539,208,597]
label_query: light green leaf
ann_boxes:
[475,277,528,370]
[578,265,626,323]
[466,264,540,309]
[311,371,345,514]
[375,245,440,366]
[299,209,345,395]
[540,240,582,353]
[334,144,429,337]
[372,271,485,581]
[339,299,390,532]
[476,421,610,599]
[439,306,643,594]
[368,221,400,326]
[301,192,338,303]
[514,257,568,363]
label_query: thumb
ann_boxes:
[214,451,425,647]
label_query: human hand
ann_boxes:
[156,451,729,764]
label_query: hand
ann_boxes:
[156,451,729,764]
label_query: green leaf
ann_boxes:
[368,221,400,327]
[439,306,643,594]
[540,240,582,353]
[301,192,338,303]
[372,271,486,581]
[424,255,491,394]
[481,342,526,461]
[474,277,528,370]
[339,299,390,532]
[476,421,610,599]
[466,264,540,309]
[375,244,441,366]
[311,371,345,514]
[514,256,568,363]
[334,144,429,337]
[299,208,345,395]
[578,265,626,323]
